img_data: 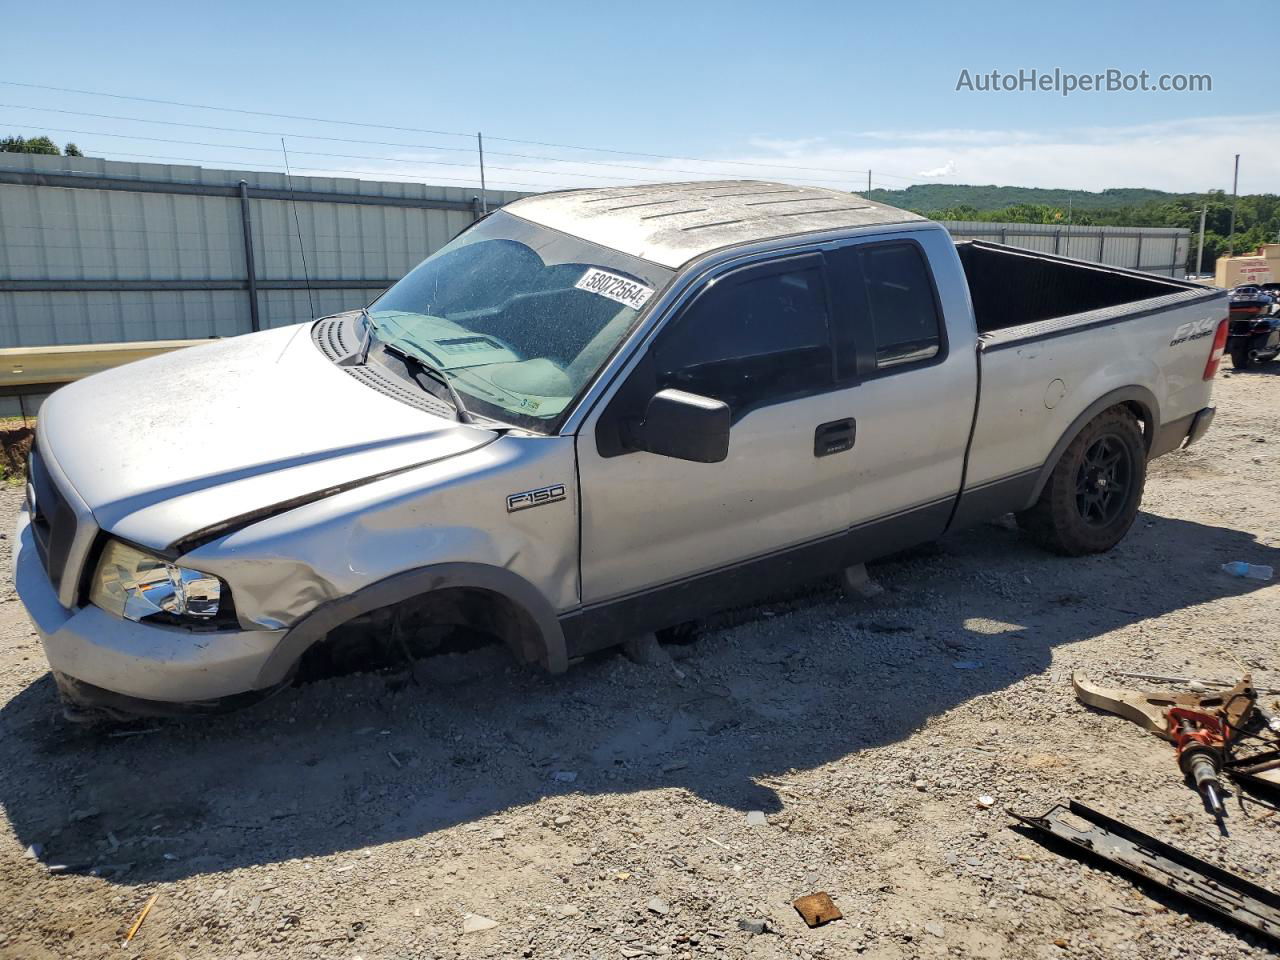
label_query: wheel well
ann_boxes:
[1119,399,1154,451]
[291,586,552,684]
[1024,388,1159,511]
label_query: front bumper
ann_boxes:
[14,505,289,714]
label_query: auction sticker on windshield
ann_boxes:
[575,268,654,310]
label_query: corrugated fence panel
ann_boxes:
[941,220,1188,278]
[0,152,1192,348]
[0,154,527,347]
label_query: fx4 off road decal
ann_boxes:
[507,484,567,513]
[1169,317,1218,347]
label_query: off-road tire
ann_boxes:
[1230,347,1251,370]
[1016,407,1146,556]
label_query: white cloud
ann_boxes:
[290,113,1280,196]
[917,159,958,178]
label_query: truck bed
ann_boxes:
[951,241,1228,525]
[956,241,1218,346]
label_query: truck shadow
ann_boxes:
[0,511,1275,885]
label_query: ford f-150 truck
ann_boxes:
[14,181,1228,718]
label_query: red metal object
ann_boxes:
[1167,706,1227,753]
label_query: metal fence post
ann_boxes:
[1134,233,1143,272]
[238,180,261,333]
[1054,230,1061,255]
[1097,233,1106,263]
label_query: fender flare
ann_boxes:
[252,562,568,688]
[1022,385,1160,510]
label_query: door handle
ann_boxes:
[814,418,856,457]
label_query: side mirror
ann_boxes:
[634,388,730,463]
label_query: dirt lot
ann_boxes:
[0,368,1277,960]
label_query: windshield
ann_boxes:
[368,211,673,431]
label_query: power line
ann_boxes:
[0,102,905,185]
[0,80,925,182]
[3,120,866,189]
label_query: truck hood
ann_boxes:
[38,323,497,552]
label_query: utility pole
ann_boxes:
[1196,203,1207,277]
[867,170,871,198]
[1227,154,1240,256]
[477,132,488,214]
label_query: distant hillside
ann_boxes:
[863,183,1280,275]
[866,184,1184,213]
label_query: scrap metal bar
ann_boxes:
[0,340,203,389]
[1013,801,1280,946]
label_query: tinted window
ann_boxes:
[860,244,942,368]
[652,262,832,413]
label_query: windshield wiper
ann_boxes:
[379,340,473,424]
[358,306,388,365]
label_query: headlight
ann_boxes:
[89,540,224,624]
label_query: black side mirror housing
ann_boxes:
[633,388,730,463]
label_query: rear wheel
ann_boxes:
[1017,408,1146,556]
[1230,347,1252,369]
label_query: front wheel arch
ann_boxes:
[252,563,568,689]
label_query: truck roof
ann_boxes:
[505,180,927,269]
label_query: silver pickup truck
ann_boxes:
[14,181,1228,718]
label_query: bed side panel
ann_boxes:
[966,295,1226,494]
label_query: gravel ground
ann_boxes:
[0,368,1277,960]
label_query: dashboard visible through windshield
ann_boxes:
[367,211,673,432]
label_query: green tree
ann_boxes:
[0,135,61,155]
[63,142,83,157]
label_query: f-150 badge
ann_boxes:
[507,484,567,512]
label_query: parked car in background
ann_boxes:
[14,181,1229,720]
[1228,284,1274,321]
[1227,308,1280,369]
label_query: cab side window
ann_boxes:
[652,259,833,415]
[861,243,942,368]
[827,240,943,379]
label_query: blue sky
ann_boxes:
[3,0,1274,194]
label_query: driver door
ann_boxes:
[574,253,859,614]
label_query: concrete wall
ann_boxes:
[1214,244,1280,288]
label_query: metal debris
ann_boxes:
[1115,672,1280,695]
[1012,801,1280,947]
[1074,670,1280,815]
[792,892,842,928]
